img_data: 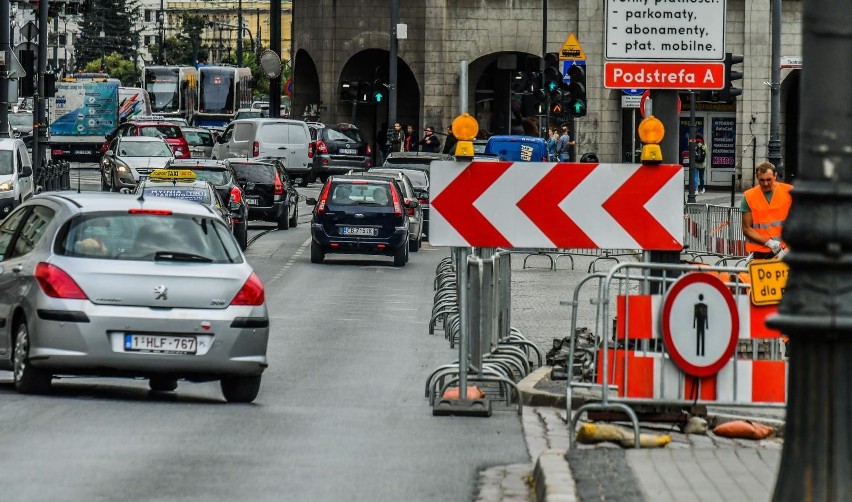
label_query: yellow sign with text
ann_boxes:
[559,33,586,61]
[748,260,789,306]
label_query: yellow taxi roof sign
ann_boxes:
[149,169,197,181]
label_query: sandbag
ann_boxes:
[575,422,671,448]
[712,420,774,440]
[442,386,486,399]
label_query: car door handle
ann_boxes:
[12,265,23,273]
[278,147,287,150]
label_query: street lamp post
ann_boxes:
[99,28,105,71]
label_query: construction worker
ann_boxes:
[741,161,793,260]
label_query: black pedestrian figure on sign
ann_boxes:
[694,294,708,356]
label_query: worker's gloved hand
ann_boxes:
[765,238,783,255]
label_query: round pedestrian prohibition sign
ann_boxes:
[661,273,739,377]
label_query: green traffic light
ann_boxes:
[572,100,586,117]
[374,92,384,103]
[547,81,558,92]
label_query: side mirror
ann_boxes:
[217,135,227,144]
[406,199,419,209]
[305,197,318,206]
[105,150,114,157]
[22,165,33,177]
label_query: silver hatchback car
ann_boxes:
[0,192,269,402]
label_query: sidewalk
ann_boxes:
[471,193,786,501]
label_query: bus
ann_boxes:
[194,66,253,127]
[118,87,152,122]
[142,65,198,122]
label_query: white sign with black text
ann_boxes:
[605,0,727,61]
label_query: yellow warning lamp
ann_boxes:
[637,115,665,165]
[452,113,479,159]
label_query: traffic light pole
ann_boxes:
[33,0,49,173]
[0,0,10,139]
[769,0,851,498]
[387,0,399,145]
[767,0,783,180]
[541,0,548,138]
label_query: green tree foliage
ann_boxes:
[81,53,140,86]
[147,13,209,66]
[73,0,141,71]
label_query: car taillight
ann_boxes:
[317,182,332,214]
[405,199,415,216]
[230,186,242,204]
[253,141,260,157]
[308,141,315,159]
[366,144,372,156]
[230,272,265,306]
[129,209,173,215]
[316,141,328,154]
[35,263,88,300]
[390,185,402,217]
[274,171,284,195]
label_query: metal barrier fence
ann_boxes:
[426,249,542,416]
[510,248,643,273]
[683,203,747,260]
[565,261,787,448]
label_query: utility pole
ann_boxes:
[541,0,547,138]
[387,0,399,143]
[33,0,49,173]
[0,0,10,138]
[767,0,783,179]
[237,0,243,67]
[769,0,851,499]
[158,0,165,64]
[269,0,281,117]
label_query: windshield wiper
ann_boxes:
[154,251,213,262]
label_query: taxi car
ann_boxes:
[101,136,175,192]
[134,169,239,239]
[0,192,269,402]
[168,159,249,250]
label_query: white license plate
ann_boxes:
[341,226,378,236]
[340,148,357,155]
[74,149,90,155]
[246,197,259,206]
[124,334,197,354]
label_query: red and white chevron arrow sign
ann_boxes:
[429,161,683,250]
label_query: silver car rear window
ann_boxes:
[60,213,241,263]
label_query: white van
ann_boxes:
[0,138,35,218]
[211,118,314,181]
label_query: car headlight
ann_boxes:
[116,164,129,173]
[0,181,14,191]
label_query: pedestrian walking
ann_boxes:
[555,124,572,162]
[420,125,441,153]
[741,161,793,260]
[404,124,418,152]
[546,127,559,161]
[693,135,708,194]
[442,125,457,155]
[388,122,405,153]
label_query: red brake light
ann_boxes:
[273,170,284,195]
[391,185,402,217]
[308,141,315,159]
[128,209,173,215]
[230,272,265,306]
[229,186,242,204]
[253,141,260,157]
[35,263,88,299]
[317,182,332,214]
[316,141,328,154]
[405,198,415,216]
[366,144,372,156]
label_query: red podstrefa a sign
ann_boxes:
[429,161,683,249]
[605,61,725,90]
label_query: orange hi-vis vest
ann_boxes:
[744,182,793,253]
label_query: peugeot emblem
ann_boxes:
[154,285,168,300]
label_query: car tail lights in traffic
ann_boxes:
[230,272,265,306]
[229,186,243,204]
[308,141,315,159]
[390,185,402,217]
[128,209,173,215]
[273,171,284,195]
[253,141,260,157]
[35,263,88,300]
[316,141,328,154]
[316,182,332,214]
[366,144,372,157]
[405,199,415,216]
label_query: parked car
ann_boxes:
[307,174,413,266]
[360,168,424,251]
[0,192,269,402]
[212,118,315,184]
[382,151,453,175]
[103,117,192,159]
[366,167,430,240]
[101,136,175,192]
[483,135,548,162]
[168,159,250,250]
[307,122,372,184]
[227,158,299,230]
[0,138,35,218]
[182,126,216,159]
[134,168,234,226]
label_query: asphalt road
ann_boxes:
[0,169,529,501]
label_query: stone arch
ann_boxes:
[468,51,542,136]
[292,49,321,121]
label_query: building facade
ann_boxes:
[292,1,804,186]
